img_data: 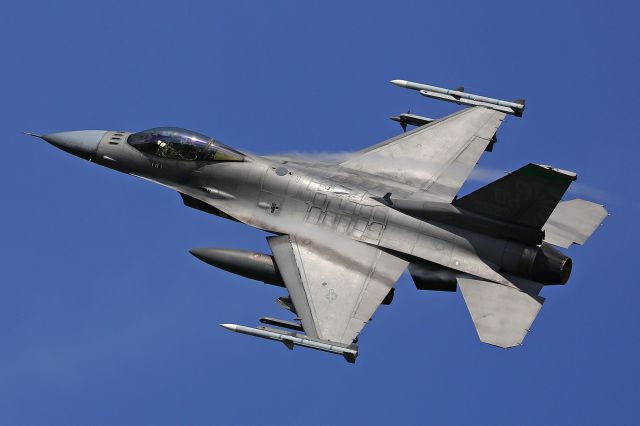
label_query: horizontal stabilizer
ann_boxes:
[543,199,608,248]
[458,277,544,348]
[454,163,576,230]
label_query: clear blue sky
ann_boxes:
[2,1,638,425]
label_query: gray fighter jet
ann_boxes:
[28,80,607,363]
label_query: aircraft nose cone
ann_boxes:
[41,130,107,160]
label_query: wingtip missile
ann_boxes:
[391,79,525,116]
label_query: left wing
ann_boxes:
[267,234,408,344]
[339,107,506,202]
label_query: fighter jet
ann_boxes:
[28,80,607,363]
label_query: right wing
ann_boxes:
[267,234,408,345]
[340,107,506,202]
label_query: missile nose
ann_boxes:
[220,323,238,332]
[38,130,107,160]
[390,79,409,88]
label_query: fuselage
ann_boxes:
[91,129,569,287]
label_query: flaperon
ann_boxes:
[29,80,607,363]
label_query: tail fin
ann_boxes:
[454,163,576,229]
[543,199,608,248]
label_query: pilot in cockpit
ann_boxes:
[127,127,244,162]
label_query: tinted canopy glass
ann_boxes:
[127,127,244,162]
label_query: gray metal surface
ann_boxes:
[339,107,505,202]
[543,199,608,248]
[458,277,545,348]
[268,234,408,344]
[31,130,106,160]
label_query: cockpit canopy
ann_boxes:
[127,127,244,162]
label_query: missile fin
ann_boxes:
[282,338,295,350]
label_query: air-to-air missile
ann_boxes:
[219,323,358,363]
[390,80,525,116]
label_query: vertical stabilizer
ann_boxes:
[454,163,576,229]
